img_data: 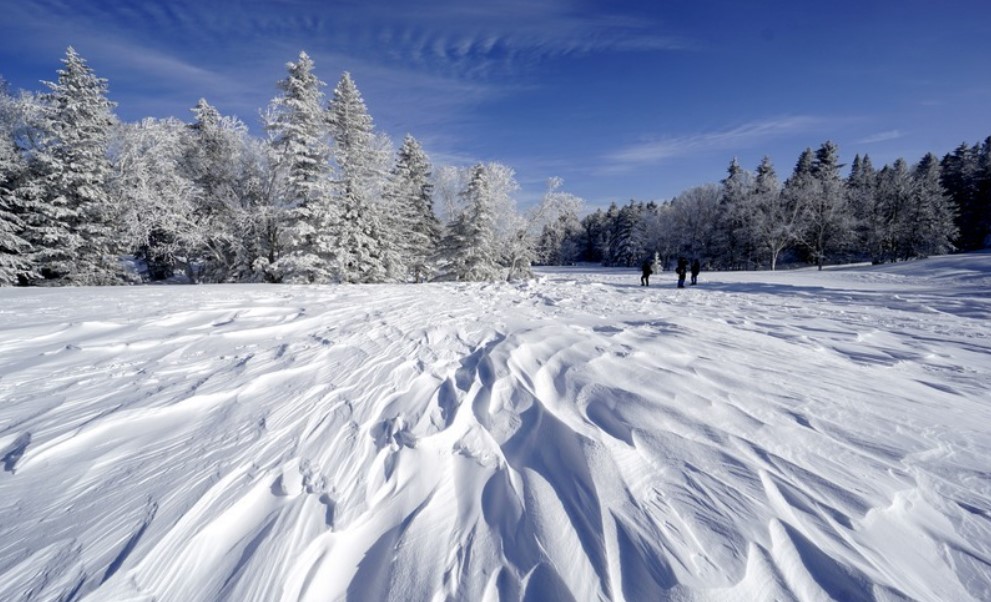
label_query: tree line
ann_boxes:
[537,139,989,271]
[0,48,579,286]
[2,48,989,286]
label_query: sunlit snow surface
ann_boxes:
[2,254,990,601]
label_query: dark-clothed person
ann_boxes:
[641,259,653,286]
[676,257,688,288]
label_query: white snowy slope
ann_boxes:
[1,254,990,602]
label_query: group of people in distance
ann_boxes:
[640,257,700,288]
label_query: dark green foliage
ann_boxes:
[942,139,991,251]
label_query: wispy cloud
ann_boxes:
[603,116,823,173]
[81,0,687,80]
[363,7,687,78]
[1,0,690,178]
[856,130,904,144]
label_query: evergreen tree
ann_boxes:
[943,138,991,251]
[578,209,607,263]
[716,157,755,269]
[0,128,35,285]
[876,159,912,262]
[799,141,850,269]
[977,137,991,249]
[750,156,795,270]
[265,51,334,283]
[31,47,121,284]
[906,153,957,258]
[780,148,817,264]
[386,134,440,282]
[327,72,391,283]
[609,201,645,267]
[847,154,885,263]
[438,164,500,281]
[0,82,38,284]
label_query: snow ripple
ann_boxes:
[1,257,990,601]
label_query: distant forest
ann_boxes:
[549,138,989,271]
[2,48,989,286]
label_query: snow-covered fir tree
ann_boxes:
[847,154,885,263]
[716,157,755,269]
[941,140,990,251]
[386,134,441,282]
[0,127,35,285]
[327,72,391,283]
[264,51,335,283]
[977,138,991,249]
[609,201,645,267]
[780,148,818,262]
[906,153,958,258]
[749,156,795,270]
[875,158,912,263]
[800,140,851,269]
[30,47,121,285]
[0,82,39,285]
[438,164,501,281]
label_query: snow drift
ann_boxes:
[1,254,990,601]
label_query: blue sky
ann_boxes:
[2,0,990,210]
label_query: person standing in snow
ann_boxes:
[640,258,653,286]
[690,258,701,285]
[676,257,688,288]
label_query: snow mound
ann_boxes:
[1,255,990,601]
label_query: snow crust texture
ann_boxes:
[1,254,990,601]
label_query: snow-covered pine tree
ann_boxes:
[799,140,852,269]
[32,47,122,285]
[941,141,986,252]
[326,72,392,283]
[750,156,795,270]
[0,82,39,285]
[386,134,441,282]
[0,127,35,285]
[265,51,335,283]
[574,209,607,264]
[847,154,885,263]
[598,202,620,265]
[609,201,645,267]
[906,153,958,258]
[781,148,818,265]
[716,157,755,269]
[977,137,991,249]
[875,159,912,263]
[438,164,501,281]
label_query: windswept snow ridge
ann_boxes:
[1,254,990,601]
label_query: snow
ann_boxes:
[1,253,990,601]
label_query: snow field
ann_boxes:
[1,254,990,601]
